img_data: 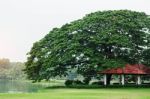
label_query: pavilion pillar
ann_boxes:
[121,74,125,85]
[137,75,141,85]
[104,74,107,86]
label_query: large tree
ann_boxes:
[24,10,150,83]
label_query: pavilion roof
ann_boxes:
[99,64,150,75]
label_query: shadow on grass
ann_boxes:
[45,84,150,89]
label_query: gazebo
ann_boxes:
[98,64,150,85]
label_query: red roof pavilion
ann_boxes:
[99,64,150,75]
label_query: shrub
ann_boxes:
[74,80,84,85]
[65,80,73,86]
[83,77,91,85]
[91,81,104,85]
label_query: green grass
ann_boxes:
[0,88,150,99]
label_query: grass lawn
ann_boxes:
[0,88,150,99]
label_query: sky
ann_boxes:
[0,0,150,62]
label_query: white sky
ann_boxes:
[0,0,150,62]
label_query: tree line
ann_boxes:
[0,58,26,80]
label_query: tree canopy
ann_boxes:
[24,10,150,82]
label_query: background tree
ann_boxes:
[25,10,150,84]
[0,58,10,79]
[0,58,10,69]
[0,58,26,80]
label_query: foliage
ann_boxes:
[65,80,73,86]
[0,58,10,69]
[0,58,26,80]
[9,62,26,80]
[25,10,150,82]
[91,81,104,85]
[65,80,84,86]
[74,80,84,85]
